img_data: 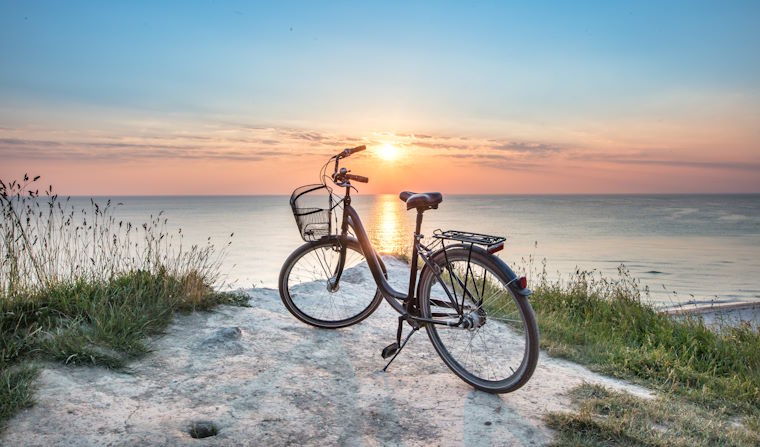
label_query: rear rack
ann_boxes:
[432,229,506,249]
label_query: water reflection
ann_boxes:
[367,194,411,254]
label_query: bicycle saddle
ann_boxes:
[399,191,443,210]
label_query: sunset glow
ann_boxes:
[377,144,399,162]
[0,2,758,194]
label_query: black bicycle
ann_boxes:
[279,145,539,393]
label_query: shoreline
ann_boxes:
[661,301,760,329]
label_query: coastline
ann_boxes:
[662,301,760,329]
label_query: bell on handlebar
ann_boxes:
[332,167,347,183]
[332,147,370,185]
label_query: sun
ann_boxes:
[377,143,399,161]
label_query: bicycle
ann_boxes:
[279,145,539,393]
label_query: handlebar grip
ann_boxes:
[339,145,366,157]
[345,173,369,183]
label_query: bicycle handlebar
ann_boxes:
[339,145,366,158]
[333,166,370,185]
[331,145,369,185]
[345,173,369,183]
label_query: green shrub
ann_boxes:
[529,266,760,412]
[0,175,244,428]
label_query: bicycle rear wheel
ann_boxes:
[279,237,384,329]
[418,246,539,393]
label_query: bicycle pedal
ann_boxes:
[381,342,399,359]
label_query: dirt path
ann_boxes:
[2,258,651,446]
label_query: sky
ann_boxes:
[1,0,759,195]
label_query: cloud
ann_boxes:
[412,140,472,151]
[362,132,569,170]
[0,126,353,163]
[572,151,760,172]
[491,141,564,154]
[605,158,760,171]
[0,138,273,161]
[3,125,755,176]
[440,152,546,170]
[282,130,328,142]
[0,137,63,147]
[0,126,565,173]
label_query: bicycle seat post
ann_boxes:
[405,209,425,313]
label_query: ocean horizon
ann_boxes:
[51,193,760,307]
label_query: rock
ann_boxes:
[201,326,244,356]
[202,327,242,344]
[339,266,365,284]
[188,420,218,439]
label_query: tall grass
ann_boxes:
[1,175,228,294]
[527,263,760,413]
[520,259,760,444]
[1,175,244,428]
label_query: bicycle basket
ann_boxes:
[290,184,335,241]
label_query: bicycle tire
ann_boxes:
[418,246,539,393]
[279,236,384,329]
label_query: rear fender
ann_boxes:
[416,243,532,299]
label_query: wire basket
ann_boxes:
[290,184,336,241]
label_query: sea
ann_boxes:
[80,194,760,307]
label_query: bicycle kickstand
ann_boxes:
[381,316,419,372]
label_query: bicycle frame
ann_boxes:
[282,148,540,392]
[332,186,470,327]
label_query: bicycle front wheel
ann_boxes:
[418,246,539,393]
[279,237,383,329]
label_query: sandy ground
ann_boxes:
[2,257,651,446]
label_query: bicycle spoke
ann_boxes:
[423,253,532,388]
[477,331,497,381]
[311,249,331,280]
[284,240,379,327]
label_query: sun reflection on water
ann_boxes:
[368,194,411,254]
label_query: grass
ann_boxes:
[528,266,760,413]
[1,175,245,429]
[526,264,760,444]
[546,383,760,447]
[0,366,37,423]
